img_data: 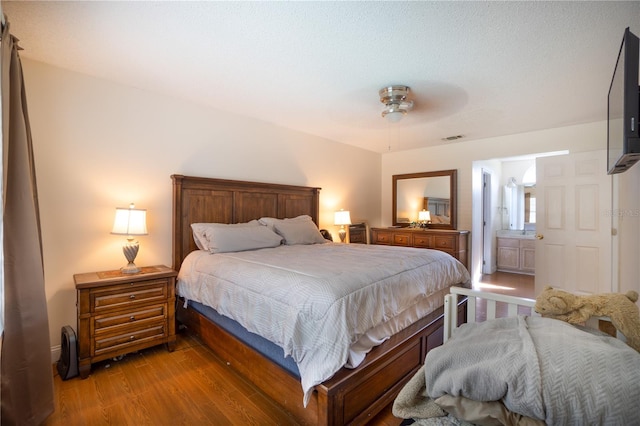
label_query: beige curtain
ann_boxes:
[0,18,54,425]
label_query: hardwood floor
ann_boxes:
[44,271,533,426]
[44,331,300,426]
[473,271,535,321]
[475,271,535,299]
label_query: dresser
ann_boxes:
[74,265,177,378]
[371,228,469,270]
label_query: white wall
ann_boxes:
[22,59,382,356]
[381,122,606,282]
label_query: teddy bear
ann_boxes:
[534,286,640,353]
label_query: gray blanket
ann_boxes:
[424,316,640,425]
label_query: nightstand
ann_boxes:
[348,223,367,244]
[74,265,177,378]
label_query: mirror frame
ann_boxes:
[392,169,457,230]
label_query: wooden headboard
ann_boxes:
[424,197,450,218]
[171,174,321,270]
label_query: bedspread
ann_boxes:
[426,316,640,425]
[177,243,470,406]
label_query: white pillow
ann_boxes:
[207,225,283,253]
[258,215,313,231]
[191,220,260,251]
[272,219,327,245]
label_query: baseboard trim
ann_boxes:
[51,344,61,364]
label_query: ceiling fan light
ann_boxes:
[383,109,405,123]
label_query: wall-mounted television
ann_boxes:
[607,27,640,175]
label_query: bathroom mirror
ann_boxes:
[392,169,457,229]
[503,182,536,230]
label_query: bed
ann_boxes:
[394,286,640,425]
[171,174,470,425]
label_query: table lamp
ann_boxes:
[418,209,431,228]
[334,209,351,243]
[111,203,148,274]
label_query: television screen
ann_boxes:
[607,27,640,175]
[607,42,625,172]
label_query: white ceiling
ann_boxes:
[3,1,639,153]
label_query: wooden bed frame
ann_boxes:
[171,174,466,425]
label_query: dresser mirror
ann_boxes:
[392,169,457,229]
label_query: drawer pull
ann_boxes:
[130,336,135,341]
[129,315,136,321]
[129,294,136,299]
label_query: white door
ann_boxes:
[535,150,611,296]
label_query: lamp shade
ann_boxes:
[418,210,431,222]
[111,203,148,236]
[334,210,352,226]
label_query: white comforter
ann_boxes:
[177,243,470,405]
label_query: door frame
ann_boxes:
[482,170,493,274]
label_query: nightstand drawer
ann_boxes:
[94,323,166,356]
[91,279,169,313]
[94,304,166,330]
[349,229,367,244]
[434,236,455,250]
[349,231,366,243]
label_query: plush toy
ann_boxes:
[534,286,640,353]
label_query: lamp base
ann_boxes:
[121,240,141,274]
[120,262,141,274]
[339,228,346,243]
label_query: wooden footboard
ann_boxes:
[177,297,467,426]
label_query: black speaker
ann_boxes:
[56,325,79,380]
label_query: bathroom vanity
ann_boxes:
[496,231,536,275]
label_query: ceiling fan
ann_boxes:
[379,85,413,123]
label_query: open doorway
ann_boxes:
[472,151,568,284]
